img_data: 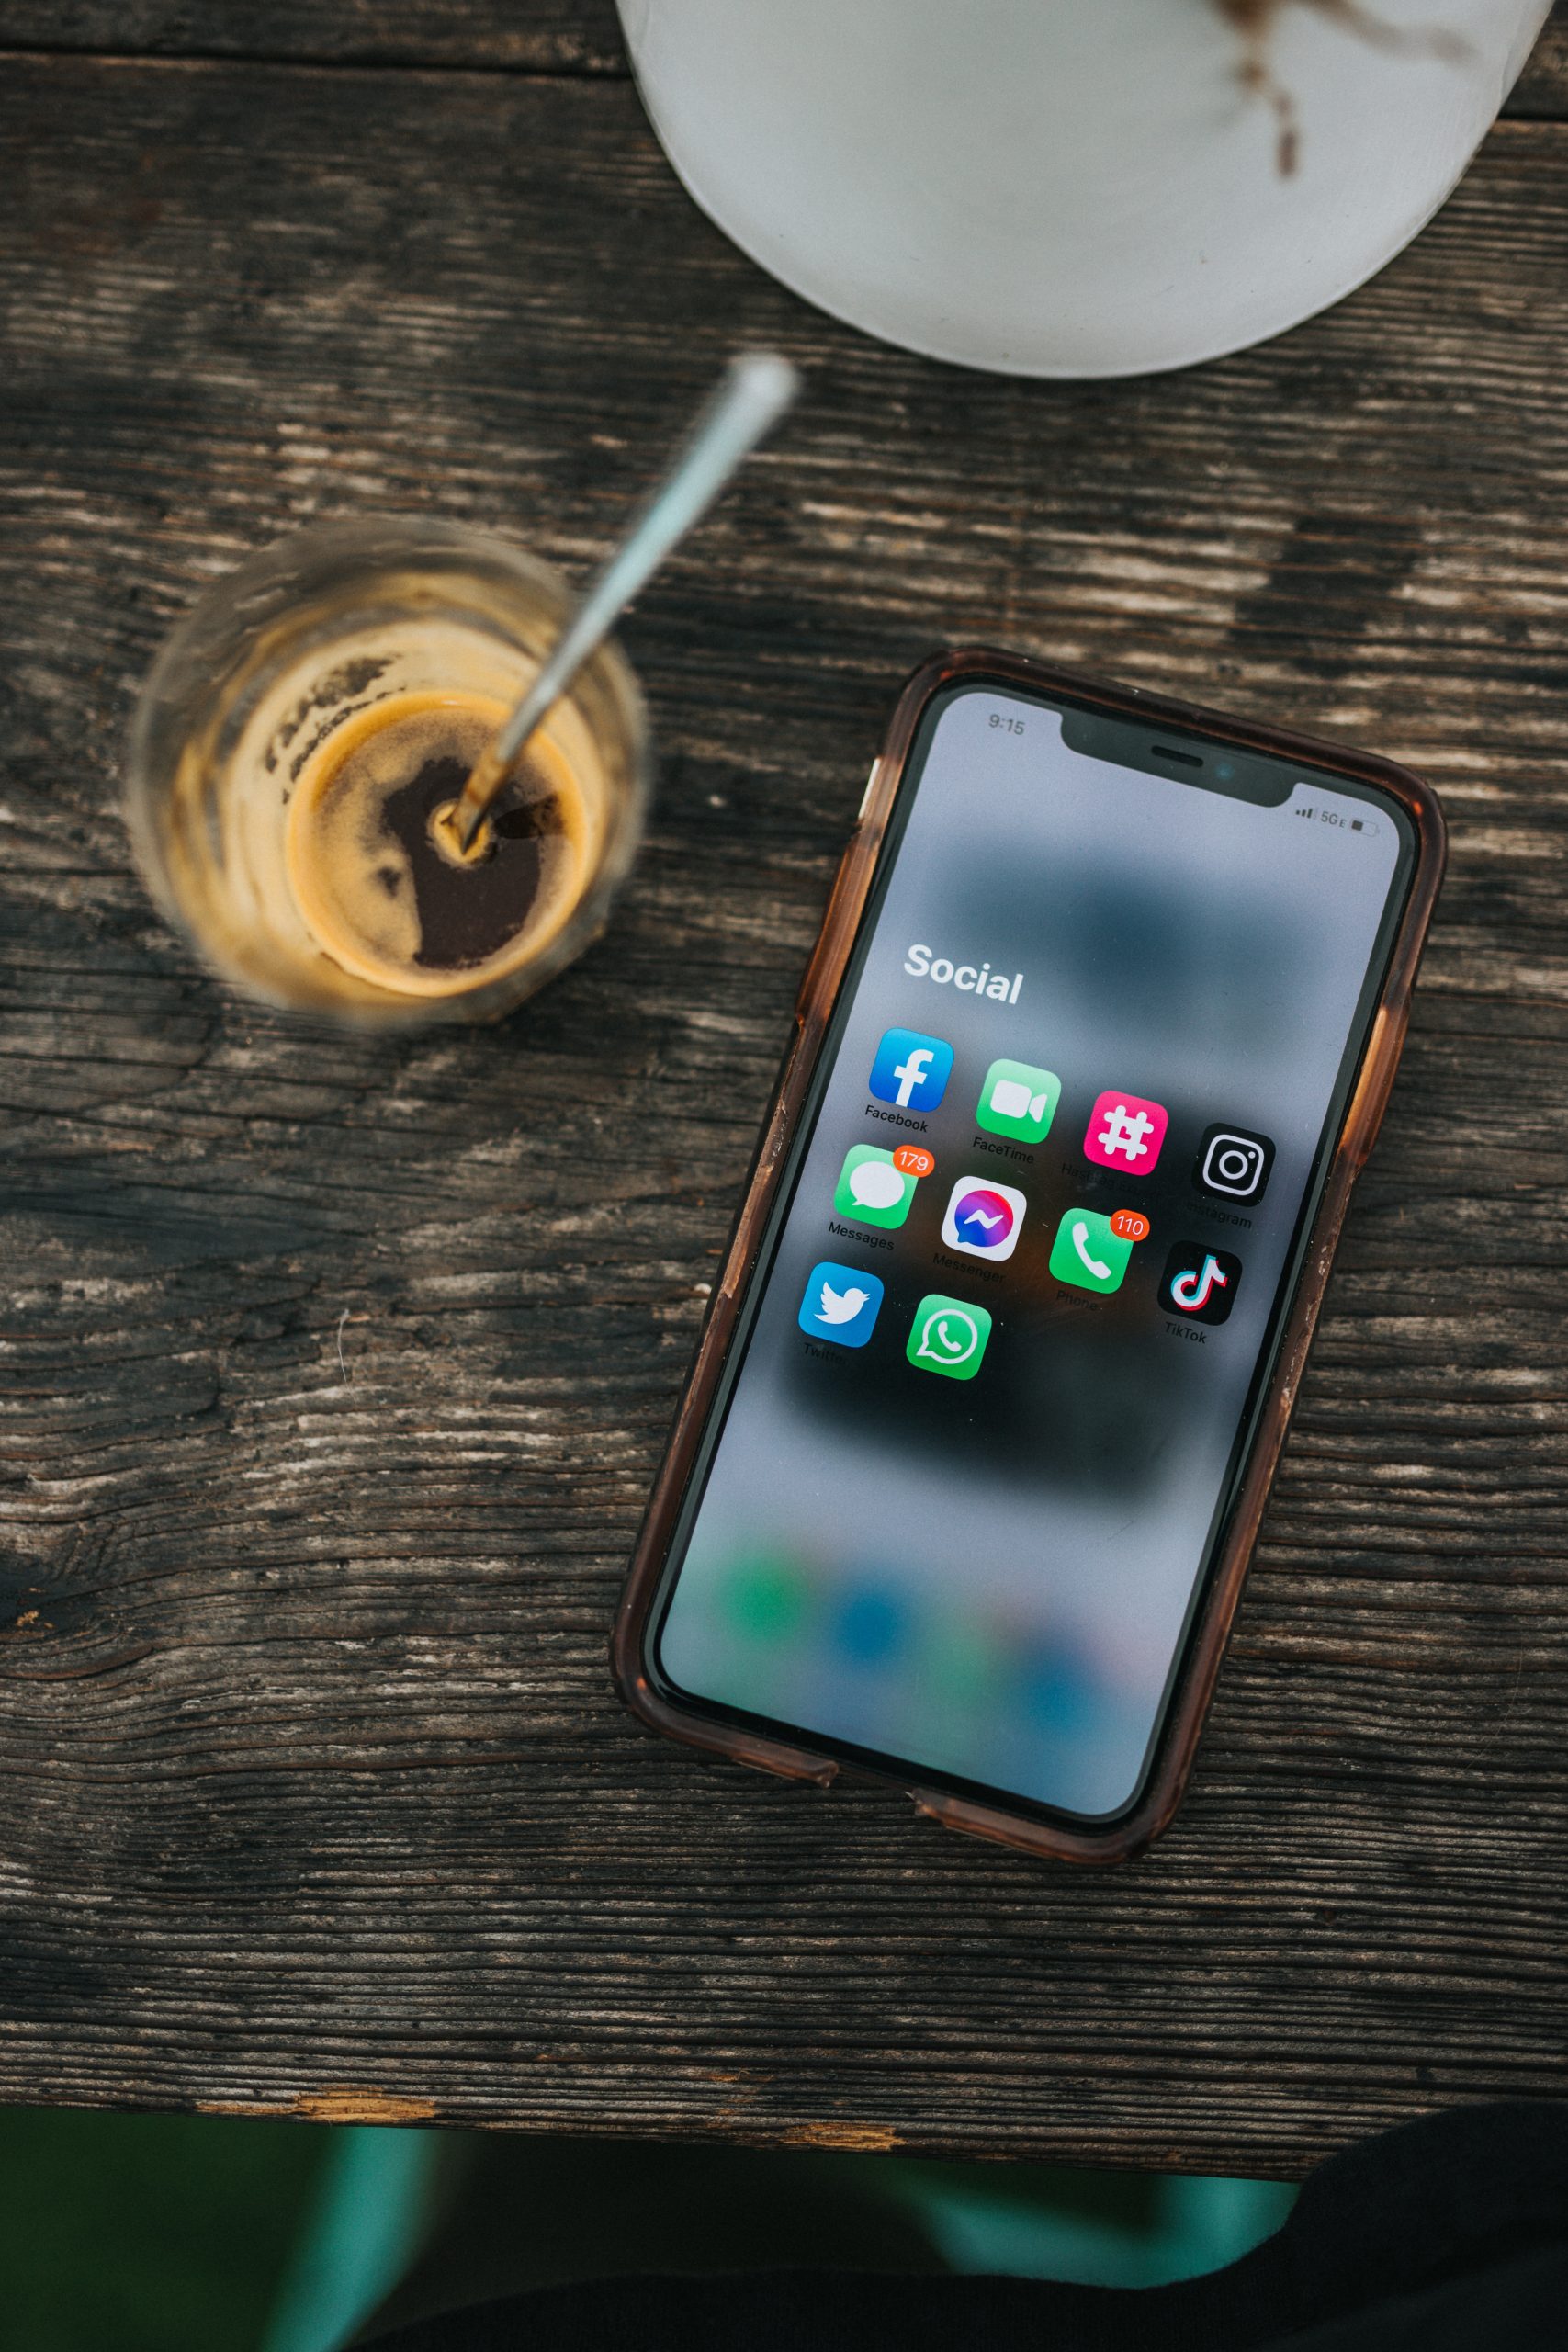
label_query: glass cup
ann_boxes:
[126,515,650,1024]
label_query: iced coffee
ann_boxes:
[127,519,649,1025]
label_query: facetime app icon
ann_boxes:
[976,1058,1060,1145]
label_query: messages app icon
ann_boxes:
[907,1294,992,1380]
[834,1145,917,1229]
[976,1058,1060,1144]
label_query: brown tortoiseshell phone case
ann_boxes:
[613,650,1446,1863]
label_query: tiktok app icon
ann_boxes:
[1161,1241,1242,1327]
[1083,1089,1168,1175]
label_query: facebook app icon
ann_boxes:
[867,1027,953,1114]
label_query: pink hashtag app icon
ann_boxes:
[1083,1089,1168,1173]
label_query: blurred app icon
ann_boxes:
[976,1057,1060,1143]
[1048,1206,1134,1295]
[907,1294,992,1380]
[941,1178,1026,1261]
[722,1552,810,1642]
[831,1582,909,1667]
[798,1261,884,1346]
[868,1026,953,1113]
[834,1144,917,1228]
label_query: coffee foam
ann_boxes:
[285,691,591,998]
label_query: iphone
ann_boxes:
[614,651,1445,1861]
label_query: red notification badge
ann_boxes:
[893,1144,935,1179]
[1110,1208,1150,1242]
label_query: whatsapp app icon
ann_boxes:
[907,1293,993,1381]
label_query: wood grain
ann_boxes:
[2,42,1567,2177]
[0,0,627,70]
[1510,1,1568,111]
[0,0,1561,116]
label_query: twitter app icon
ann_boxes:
[797,1261,884,1348]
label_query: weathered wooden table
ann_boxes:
[2,1,1566,2177]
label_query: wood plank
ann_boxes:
[0,0,1560,118]
[0,0,627,70]
[1511,1,1568,111]
[2,51,1567,2177]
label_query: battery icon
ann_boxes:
[1350,819,1365,831]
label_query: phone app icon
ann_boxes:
[1048,1206,1134,1295]
[834,1145,917,1228]
[941,1178,1027,1261]
[868,1027,953,1114]
[1161,1242,1242,1325]
[976,1057,1061,1144]
[1194,1123,1275,1205]
[1083,1089,1168,1174]
[907,1294,992,1380]
[798,1261,884,1347]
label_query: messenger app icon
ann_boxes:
[834,1145,917,1229]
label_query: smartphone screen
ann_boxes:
[648,679,1417,1825]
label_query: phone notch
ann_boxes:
[1061,707,1292,808]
